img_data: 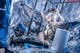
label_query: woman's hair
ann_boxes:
[48,8,56,13]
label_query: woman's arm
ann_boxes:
[41,11,46,22]
[55,10,65,25]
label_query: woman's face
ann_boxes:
[46,12,55,22]
[46,12,57,26]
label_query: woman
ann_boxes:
[38,8,65,45]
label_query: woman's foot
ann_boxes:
[44,40,50,46]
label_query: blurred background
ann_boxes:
[0,0,80,53]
